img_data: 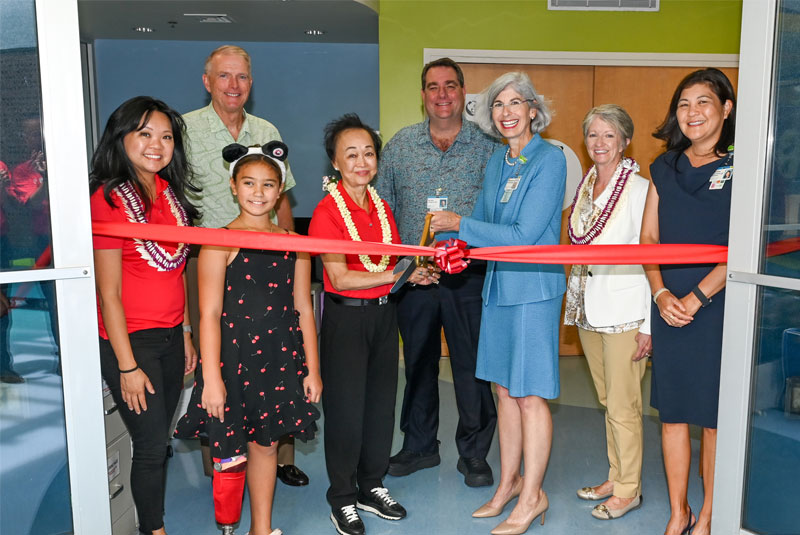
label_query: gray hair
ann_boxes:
[581,104,634,149]
[204,45,252,75]
[473,72,552,138]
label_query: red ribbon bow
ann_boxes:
[434,239,470,274]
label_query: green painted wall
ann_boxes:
[379,0,743,139]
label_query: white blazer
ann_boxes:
[583,173,651,335]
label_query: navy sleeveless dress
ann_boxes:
[175,248,319,459]
[649,151,731,429]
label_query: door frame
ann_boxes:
[423,48,739,67]
[715,1,784,534]
[0,1,111,532]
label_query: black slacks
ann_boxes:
[320,295,398,509]
[99,325,185,534]
[396,263,497,459]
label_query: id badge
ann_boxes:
[427,196,448,211]
[709,166,733,190]
[500,177,520,204]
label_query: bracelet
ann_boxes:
[692,285,712,307]
[119,365,139,374]
[652,287,669,304]
[182,325,192,334]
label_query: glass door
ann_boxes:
[716,0,800,533]
[0,1,109,533]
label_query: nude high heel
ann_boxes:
[473,477,524,518]
[490,490,548,535]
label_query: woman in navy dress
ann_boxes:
[640,68,736,535]
[431,72,566,535]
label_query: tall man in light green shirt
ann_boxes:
[184,45,296,229]
[183,45,309,487]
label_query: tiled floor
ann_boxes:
[165,356,707,534]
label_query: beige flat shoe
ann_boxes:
[576,485,613,501]
[472,477,524,518]
[591,495,643,520]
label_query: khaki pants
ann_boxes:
[578,328,647,498]
[187,251,295,475]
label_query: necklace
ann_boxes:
[115,179,189,271]
[503,147,528,167]
[567,158,638,245]
[504,148,516,166]
[325,182,392,272]
[505,147,528,167]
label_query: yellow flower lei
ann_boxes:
[325,182,392,272]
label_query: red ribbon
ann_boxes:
[92,221,800,266]
[466,243,729,265]
[434,239,470,274]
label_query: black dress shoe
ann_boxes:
[457,456,493,487]
[387,449,440,477]
[276,464,309,486]
[357,487,407,520]
[330,505,365,535]
[0,370,25,384]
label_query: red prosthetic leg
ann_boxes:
[212,457,247,535]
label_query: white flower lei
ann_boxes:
[325,181,392,272]
[115,180,189,271]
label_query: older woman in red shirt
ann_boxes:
[309,113,436,535]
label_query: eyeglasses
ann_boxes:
[490,99,533,112]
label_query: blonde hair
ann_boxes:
[582,104,634,148]
[204,45,251,75]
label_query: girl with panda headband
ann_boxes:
[175,141,321,535]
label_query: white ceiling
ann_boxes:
[77,0,378,44]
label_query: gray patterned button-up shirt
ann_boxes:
[375,119,499,245]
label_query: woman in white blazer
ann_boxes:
[564,104,652,521]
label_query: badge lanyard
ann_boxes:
[709,146,734,191]
[500,153,527,204]
[428,183,448,212]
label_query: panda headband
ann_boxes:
[222,141,288,184]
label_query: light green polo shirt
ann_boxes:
[183,103,296,228]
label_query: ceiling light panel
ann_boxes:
[183,13,235,23]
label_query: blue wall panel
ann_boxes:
[93,39,379,217]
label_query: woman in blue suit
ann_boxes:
[431,71,566,535]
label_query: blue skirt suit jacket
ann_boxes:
[458,134,567,397]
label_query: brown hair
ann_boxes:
[421,58,464,90]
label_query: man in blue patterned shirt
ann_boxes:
[376,58,499,487]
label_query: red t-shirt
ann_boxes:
[91,175,186,338]
[308,182,400,299]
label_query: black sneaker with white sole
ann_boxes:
[330,504,365,535]
[356,487,407,520]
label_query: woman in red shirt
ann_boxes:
[90,96,199,535]
[309,114,437,535]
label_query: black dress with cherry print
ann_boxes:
[175,248,319,459]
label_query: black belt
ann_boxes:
[327,293,390,306]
